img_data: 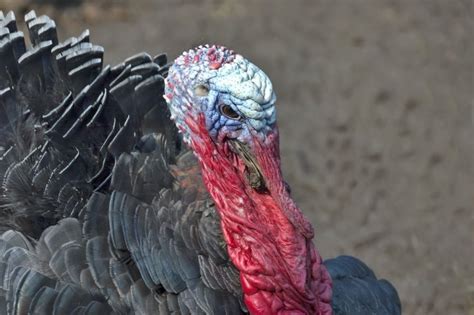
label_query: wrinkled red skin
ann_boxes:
[186,114,333,315]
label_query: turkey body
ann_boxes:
[0,11,401,315]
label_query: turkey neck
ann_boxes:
[187,115,333,315]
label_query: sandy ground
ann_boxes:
[1,0,473,314]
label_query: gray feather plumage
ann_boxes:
[0,10,244,315]
[0,10,400,315]
[324,256,401,315]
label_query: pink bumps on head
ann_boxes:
[178,44,236,70]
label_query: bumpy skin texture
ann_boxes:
[165,45,333,314]
[165,46,276,144]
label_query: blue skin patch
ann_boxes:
[165,45,277,145]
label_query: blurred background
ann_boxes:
[1,0,472,314]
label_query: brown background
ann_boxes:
[1,0,472,314]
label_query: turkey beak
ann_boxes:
[232,131,315,239]
[228,140,268,193]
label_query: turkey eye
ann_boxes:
[194,84,209,96]
[220,104,241,120]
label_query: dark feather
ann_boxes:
[0,10,400,315]
[324,256,401,315]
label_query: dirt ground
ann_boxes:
[1,0,473,314]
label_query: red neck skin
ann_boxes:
[186,115,333,315]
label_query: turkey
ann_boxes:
[0,11,401,315]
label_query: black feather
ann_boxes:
[0,10,400,315]
[324,256,401,315]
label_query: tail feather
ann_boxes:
[0,10,248,315]
[0,9,174,238]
